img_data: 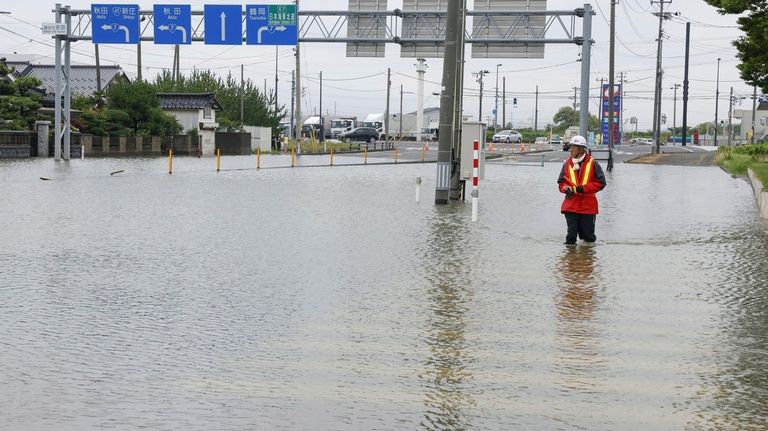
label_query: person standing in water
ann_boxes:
[557,135,607,245]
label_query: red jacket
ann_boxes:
[557,154,606,214]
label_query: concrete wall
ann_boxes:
[243,126,272,152]
[167,110,200,132]
[748,168,768,220]
[0,131,33,158]
[215,132,251,155]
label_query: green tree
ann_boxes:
[153,69,285,147]
[76,81,180,136]
[703,1,768,91]
[0,63,43,130]
[551,106,600,134]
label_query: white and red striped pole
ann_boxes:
[472,139,479,222]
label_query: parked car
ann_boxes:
[492,129,523,143]
[549,135,565,150]
[534,136,548,145]
[341,127,379,143]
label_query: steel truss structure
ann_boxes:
[51,4,594,160]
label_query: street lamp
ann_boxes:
[495,63,502,132]
[714,57,721,146]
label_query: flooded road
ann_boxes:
[1,155,766,430]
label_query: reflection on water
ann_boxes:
[553,246,606,394]
[1,158,768,429]
[419,208,476,430]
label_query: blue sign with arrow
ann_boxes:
[154,5,191,45]
[204,5,242,45]
[245,4,297,45]
[91,4,140,44]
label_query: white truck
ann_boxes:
[361,113,385,139]
[330,117,357,139]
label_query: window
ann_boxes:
[203,107,212,119]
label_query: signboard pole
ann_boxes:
[54,3,62,161]
[578,3,593,140]
[64,8,71,160]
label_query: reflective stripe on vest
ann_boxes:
[567,159,594,188]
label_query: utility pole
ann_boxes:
[290,70,295,139]
[534,85,539,132]
[751,85,757,144]
[619,71,625,146]
[682,22,690,147]
[608,0,616,162]
[319,71,323,144]
[728,86,733,146]
[137,40,142,81]
[294,0,302,142]
[572,86,578,111]
[502,77,506,128]
[671,83,680,142]
[385,68,391,142]
[598,77,605,143]
[240,64,244,124]
[494,63,502,132]
[274,46,279,115]
[474,70,489,122]
[714,57,721,146]
[416,58,426,142]
[651,0,673,154]
[435,0,463,204]
[399,84,404,140]
[95,44,102,93]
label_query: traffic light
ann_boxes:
[513,97,518,108]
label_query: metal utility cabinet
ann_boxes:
[460,121,486,182]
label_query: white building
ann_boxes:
[158,93,222,155]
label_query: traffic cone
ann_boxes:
[489,143,494,153]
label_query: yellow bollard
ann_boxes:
[168,148,173,175]
[330,146,334,166]
[394,146,398,164]
[489,143,494,153]
[216,148,221,172]
[257,147,261,169]
[421,144,425,161]
[291,148,295,167]
[364,146,368,165]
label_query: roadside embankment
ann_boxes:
[748,165,768,219]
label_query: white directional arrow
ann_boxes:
[220,12,226,41]
[158,24,188,43]
[101,23,130,43]
[257,25,287,44]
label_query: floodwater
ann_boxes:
[1,154,767,430]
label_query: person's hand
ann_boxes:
[575,185,584,194]
[564,186,574,198]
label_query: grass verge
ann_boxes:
[751,162,768,187]
[716,144,768,177]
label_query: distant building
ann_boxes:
[158,92,222,156]
[734,101,768,143]
[5,61,129,106]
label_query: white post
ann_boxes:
[471,139,479,222]
[415,176,422,202]
[416,58,426,143]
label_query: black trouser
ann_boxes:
[564,212,597,244]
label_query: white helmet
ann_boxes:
[569,135,588,148]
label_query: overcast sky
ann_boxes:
[0,0,747,131]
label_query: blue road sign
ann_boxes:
[245,4,298,45]
[91,4,140,44]
[204,5,242,45]
[154,5,192,45]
